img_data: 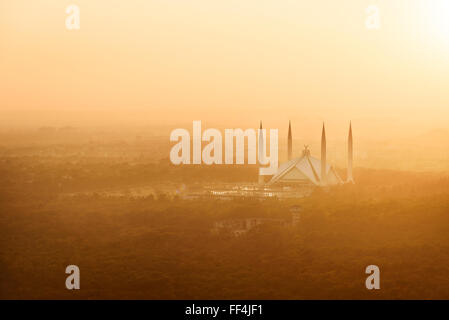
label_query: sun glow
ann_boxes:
[424,0,449,45]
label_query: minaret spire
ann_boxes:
[258,121,265,185]
[347,121,354,183]
[258,121,264,161]
[288,120,292,160]
[321,122,327,185]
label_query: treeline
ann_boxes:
[1,174,449,299]
[0,158,258,201]
[2,155,448,200]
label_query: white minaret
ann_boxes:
[321,123,327,186]
[288,121,292,161]
[258,121,265,185]
[347,121,354,183]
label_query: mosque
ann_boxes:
[259,121,354,187]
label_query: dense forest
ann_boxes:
[1,156,449,299]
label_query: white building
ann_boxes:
[263,122,354,187]
[269,146,342,186]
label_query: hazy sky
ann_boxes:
[1,0,449,138]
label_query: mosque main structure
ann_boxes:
[260,122,354,187]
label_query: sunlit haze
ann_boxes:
[2,1,449,302]
[1,0,449,138]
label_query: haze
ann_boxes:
[1,0,449,140]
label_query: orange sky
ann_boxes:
[1,0,449,138]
